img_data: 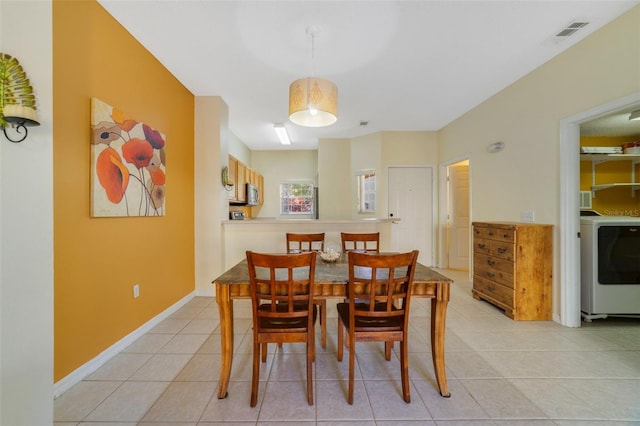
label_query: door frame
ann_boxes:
[559,91,640,327]
[387,165,437,266]
[439,154,472,274]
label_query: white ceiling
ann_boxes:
[98,0,640,150]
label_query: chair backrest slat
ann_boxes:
[286,233,325,253]
[246,251,316,330]
[341,232,380,253]
[347,250,418,331]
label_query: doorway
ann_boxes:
[445,161,470,270]
[439,156,471,272]
[559,92,640,327]
[387,166,435,266]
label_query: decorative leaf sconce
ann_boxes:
[221,166,234,191]
[0,53,40,143]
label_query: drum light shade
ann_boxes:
[289,77,338,127]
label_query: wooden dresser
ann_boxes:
[472,222,553,320]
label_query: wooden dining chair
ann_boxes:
[286,233,327,349]
[340,232,380,253]
[286,232,325,253]
[337,250,419,404]
[246,251,317,407]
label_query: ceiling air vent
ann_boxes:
[555,21,589,38]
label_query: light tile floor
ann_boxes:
[54,269,640,425]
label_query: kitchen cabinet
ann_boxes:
[256,173,264,205]
[228,155,246,203]
[580,154,640,197]
[227,157,237,199]
[472,222,553,320]
[228,155,263,205]
[237,160,247,202]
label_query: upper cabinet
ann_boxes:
[228,155,263,205]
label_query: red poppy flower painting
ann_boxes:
[90,98,167,217]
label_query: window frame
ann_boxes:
[279,181,315,216]
[357,170,376,213]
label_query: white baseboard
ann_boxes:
[53,291,195,398]
[195,287,215,297]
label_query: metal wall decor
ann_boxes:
[0,53,40,143]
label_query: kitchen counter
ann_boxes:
[223,218,397,224]
[221,218,398,270]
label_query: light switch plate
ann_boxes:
[521,211,535,222]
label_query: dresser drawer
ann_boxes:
[473,275,514,308]
[486,228,515,243]
[473,253,514,288]
[474,236,514,260]
[473,237,491,255]
[473,226,493,240]
[490,240,514,260]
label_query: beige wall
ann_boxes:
[379,131,439,219]
[1,1,54,424]
[229,131,251,164]
[250,150,318,219]
[273,132,438,222]
[318,138,351,219]
[438,6,640,316]
[350,133,383,219]
[195,97,229,296]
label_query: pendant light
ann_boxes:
[289,27,338,127]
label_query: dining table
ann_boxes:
[212,252,453,399]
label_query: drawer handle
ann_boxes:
[487,272,496,278]
[487,285,495,292]
[502,234,508,238]
[487,259,495,266]
[497,248,507,254]
[488,232,494,236]
[478,243,486,249]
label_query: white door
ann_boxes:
[388,167,434,266]
[447,163,470,270]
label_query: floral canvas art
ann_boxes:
[91,97,166,217]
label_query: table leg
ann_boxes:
[430,287,451,398]
[216,283,234,399]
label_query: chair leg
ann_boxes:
[262,343,268,362]
[307,336,314,405]
[385,341,392,361]
[318,300,327,349]
[400,340,410,403]
[337,315,344,362]
[347,333,355,405]
[251,338,260,407]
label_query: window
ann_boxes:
[280,182,315,215]
[357,170,376,213]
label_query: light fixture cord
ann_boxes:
[310,31,316,77]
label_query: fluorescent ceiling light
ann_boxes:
[629,110,640,121]
[273,123,291,145]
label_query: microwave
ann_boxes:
[246,183,259,206]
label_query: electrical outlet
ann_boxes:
[133,284,140,299]
[521,211,535,222]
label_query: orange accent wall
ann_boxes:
[580,136,640,216]
[53,0,195,381]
